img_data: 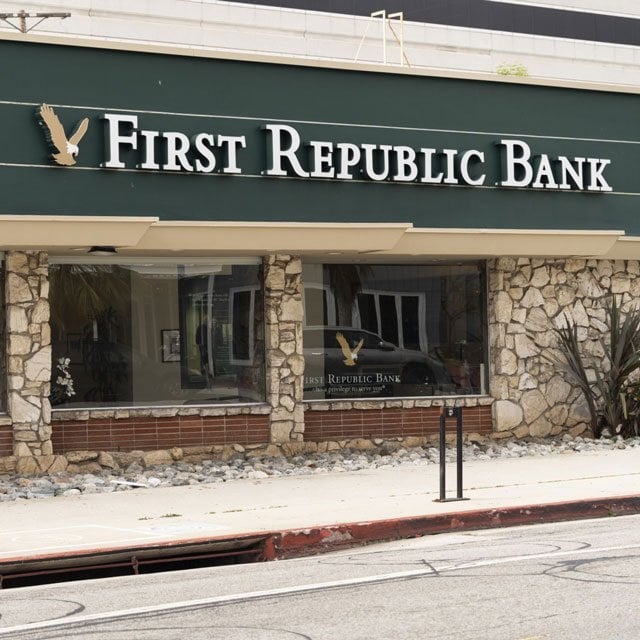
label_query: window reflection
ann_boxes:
[50,261,264,408]
[302,263,487,399]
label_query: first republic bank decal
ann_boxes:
[36,104,613,192]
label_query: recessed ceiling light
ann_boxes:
[88,246,118,255]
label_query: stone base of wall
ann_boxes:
[0,455,16,473]
[52,412,270,453]
[0,397,498,475]
[0,432,493,475]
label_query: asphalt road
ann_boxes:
[2,514,640,639]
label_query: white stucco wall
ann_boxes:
[0,0,638,86]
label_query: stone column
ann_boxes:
[6,251,52,457]
[264,255,305,443]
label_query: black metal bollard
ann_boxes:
[434,406,469,502]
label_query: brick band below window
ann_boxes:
[304,406,492,441]
[0,424,12,457]
[52,415,270,453]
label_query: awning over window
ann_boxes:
[0,216,634,259]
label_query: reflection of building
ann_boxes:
[49,262,263,406]
[302,264,486,397]
[0,1,639,469]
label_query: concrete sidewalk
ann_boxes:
[2,446,640,575]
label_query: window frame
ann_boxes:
[0,254,5,414]
[49,256,265,409]
[301,260,489,400]
[353,288,428,352]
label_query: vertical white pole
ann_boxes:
[389,12,406,67]
[370,10,387,64]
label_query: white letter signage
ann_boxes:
[78,110,615,194]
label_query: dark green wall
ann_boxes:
[0,38,638,232]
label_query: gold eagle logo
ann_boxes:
[336,331,364,367]
[38,103,89,166]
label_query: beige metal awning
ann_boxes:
[115,223,628,259]
[0,215,158,250]
[0,215,630,260]
[603,237,640,259]
[375,227,624,259]
[119,221,413,255]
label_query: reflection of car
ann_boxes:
[303,326,452,397]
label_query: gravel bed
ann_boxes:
[1,435,638,502]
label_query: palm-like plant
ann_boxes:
[49,264,128,332]
[549,297,640,438]
[50,265,131,404]
[551,319,599,434]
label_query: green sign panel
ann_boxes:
[0,38,638,232]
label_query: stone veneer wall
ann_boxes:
[264,255,305,443]
[11,252,639,475]
[489,257,640,438]
[5,251,52,457]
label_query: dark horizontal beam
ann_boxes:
[224,0,640,47]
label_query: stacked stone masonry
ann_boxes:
[264,254,305,443]
[488,257,639,438]
[5,251,52,457]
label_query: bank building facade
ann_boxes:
[0,0,638,473]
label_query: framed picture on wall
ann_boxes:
[161,329,181,362]
[66,333,82,362]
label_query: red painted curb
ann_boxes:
[2,495,639,577]
[267,494,640,559]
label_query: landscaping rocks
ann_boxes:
[0,435,637,502]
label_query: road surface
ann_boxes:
[2,514,640,639]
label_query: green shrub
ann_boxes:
[496,63,529,77]
[547,297,640,438]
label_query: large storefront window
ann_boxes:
[49,259,264,408]
[302,263,487,399]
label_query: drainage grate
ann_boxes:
[0,537,269,589]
